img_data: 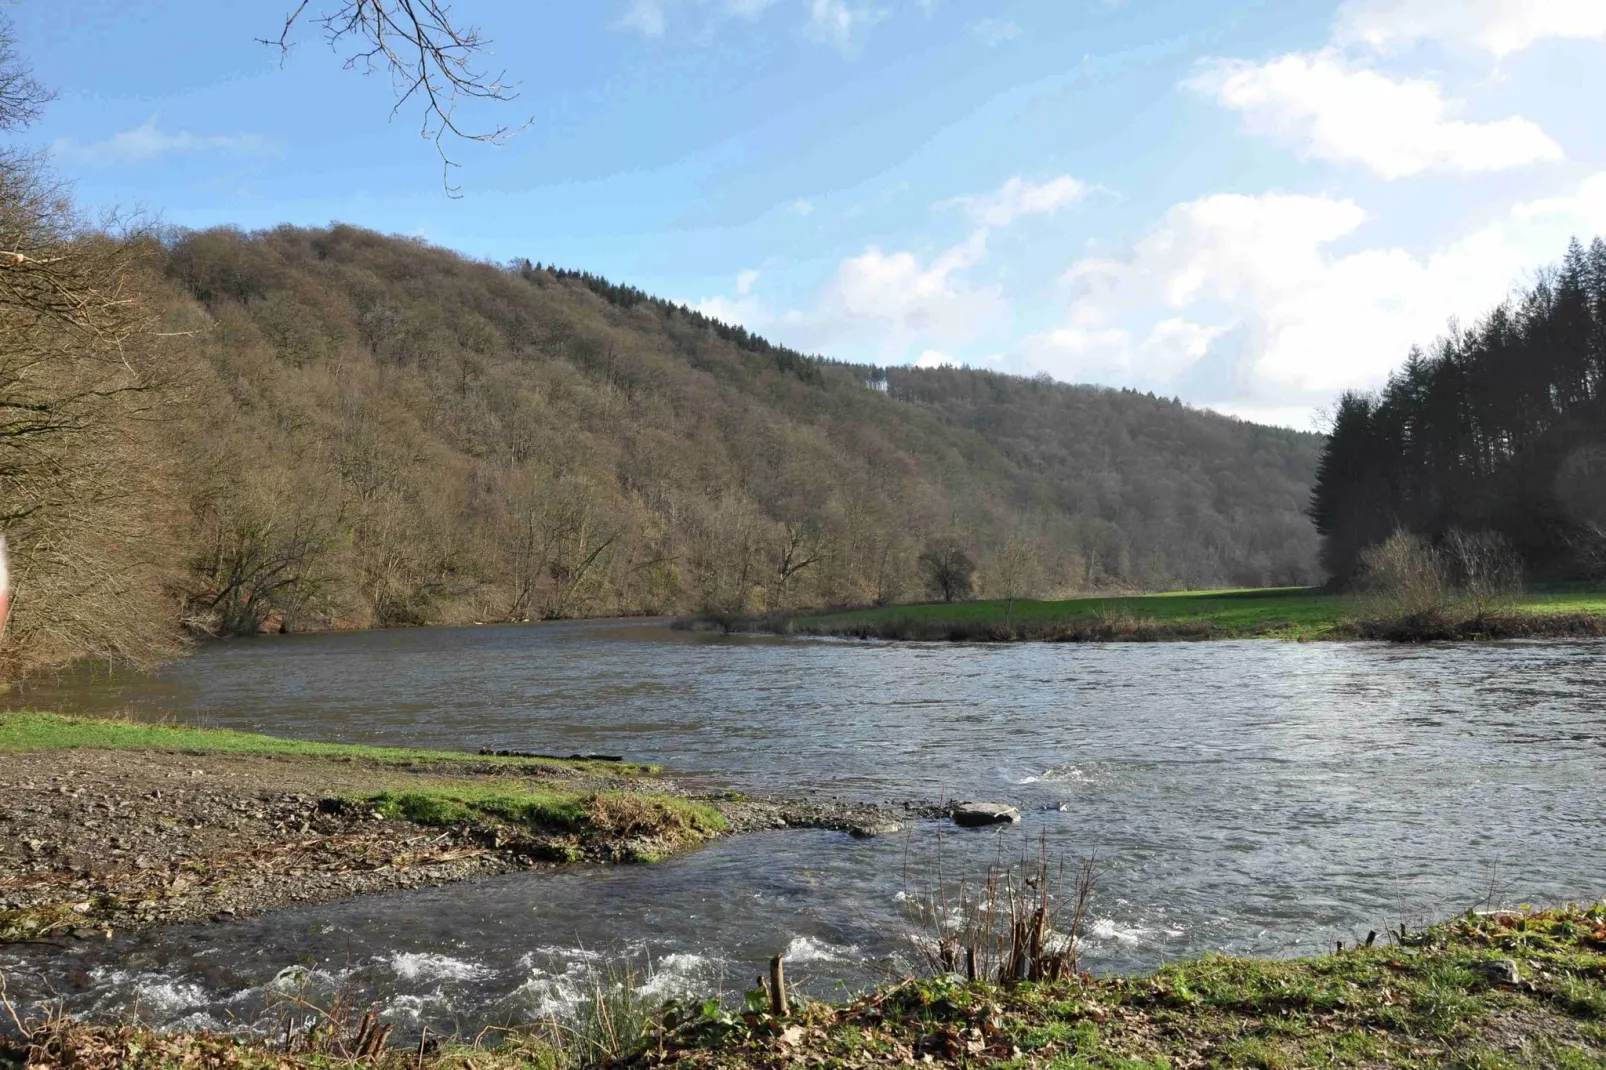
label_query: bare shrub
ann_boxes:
[1354,530,1451,623]
[906,833,1095,985]
[1441,529,1524,620]
[1350,527,1528,637]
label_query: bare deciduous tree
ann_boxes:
[266,1,527,194]
[0,21,193,674]
[0,22,50,132]
[919,538,974,603]
[774,521,820,603]
[989,526,1046,626]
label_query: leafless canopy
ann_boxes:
[0,21,52,132]
[265,1,526,193]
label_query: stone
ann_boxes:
[848,821,903,839]
[951,802,1021,827]
[1479,958,1521,985]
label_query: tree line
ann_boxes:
[0,217,1324,675]
[1310,238,1606,585]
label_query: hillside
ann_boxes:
[3,222,1323,670]
[161,225,1322,635]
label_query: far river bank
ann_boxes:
[745,585,1606,643]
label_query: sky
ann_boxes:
[15,0,1606,429]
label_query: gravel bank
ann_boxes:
[0,746,924,941]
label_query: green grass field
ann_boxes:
[790,585,1606,641]
[0,711,657,775]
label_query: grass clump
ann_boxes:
[0,712,657,776]
[349,786,725,862]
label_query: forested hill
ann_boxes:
[1311,237,1606,584]
[157,224,1321,636]
[3,222,1322,669]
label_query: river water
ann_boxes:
[2,622,1603,1036]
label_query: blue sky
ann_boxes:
[17,0,1606,428]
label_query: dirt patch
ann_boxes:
[0,749,920,941]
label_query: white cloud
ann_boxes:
[796,230,1001,356]
[616,0,668,35]
[804,0,886,51]
[1335,0,1606,57]
[915,349,958,368]
[969,18,1021,47]
[614,0,781,36]
[1190,50,1562,178]
[691,269,770,327]
[1027,172,1606,419]
[692,236,1004,361]
[1034,319,1228,382]
[946,175,1090,227]
[693,293,764,326]
[787,198,816,216]
[1512,172,1606,230]
[51,118,275,167]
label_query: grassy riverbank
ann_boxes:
[0,711,658,776]
[6,903,1602,1067]
[778,586,1606,642]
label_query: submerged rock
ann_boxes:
[848,821,903,839]
[951,802,1021,827]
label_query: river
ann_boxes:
[2,622,1602,1036]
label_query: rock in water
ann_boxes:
[951,802,1021,827]
[848,821,903,839]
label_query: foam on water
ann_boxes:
[637,952,717,999]
[83,968,211,1020]
[387,952,489,983]
[1016,763,1101,786]
[782,935,860,964]
[506,949,618,1018]
[1087,917,1185,946]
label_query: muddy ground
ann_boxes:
[0,748,928,941]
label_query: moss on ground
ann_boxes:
[349,786,726,861]
[0,712,657,775]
